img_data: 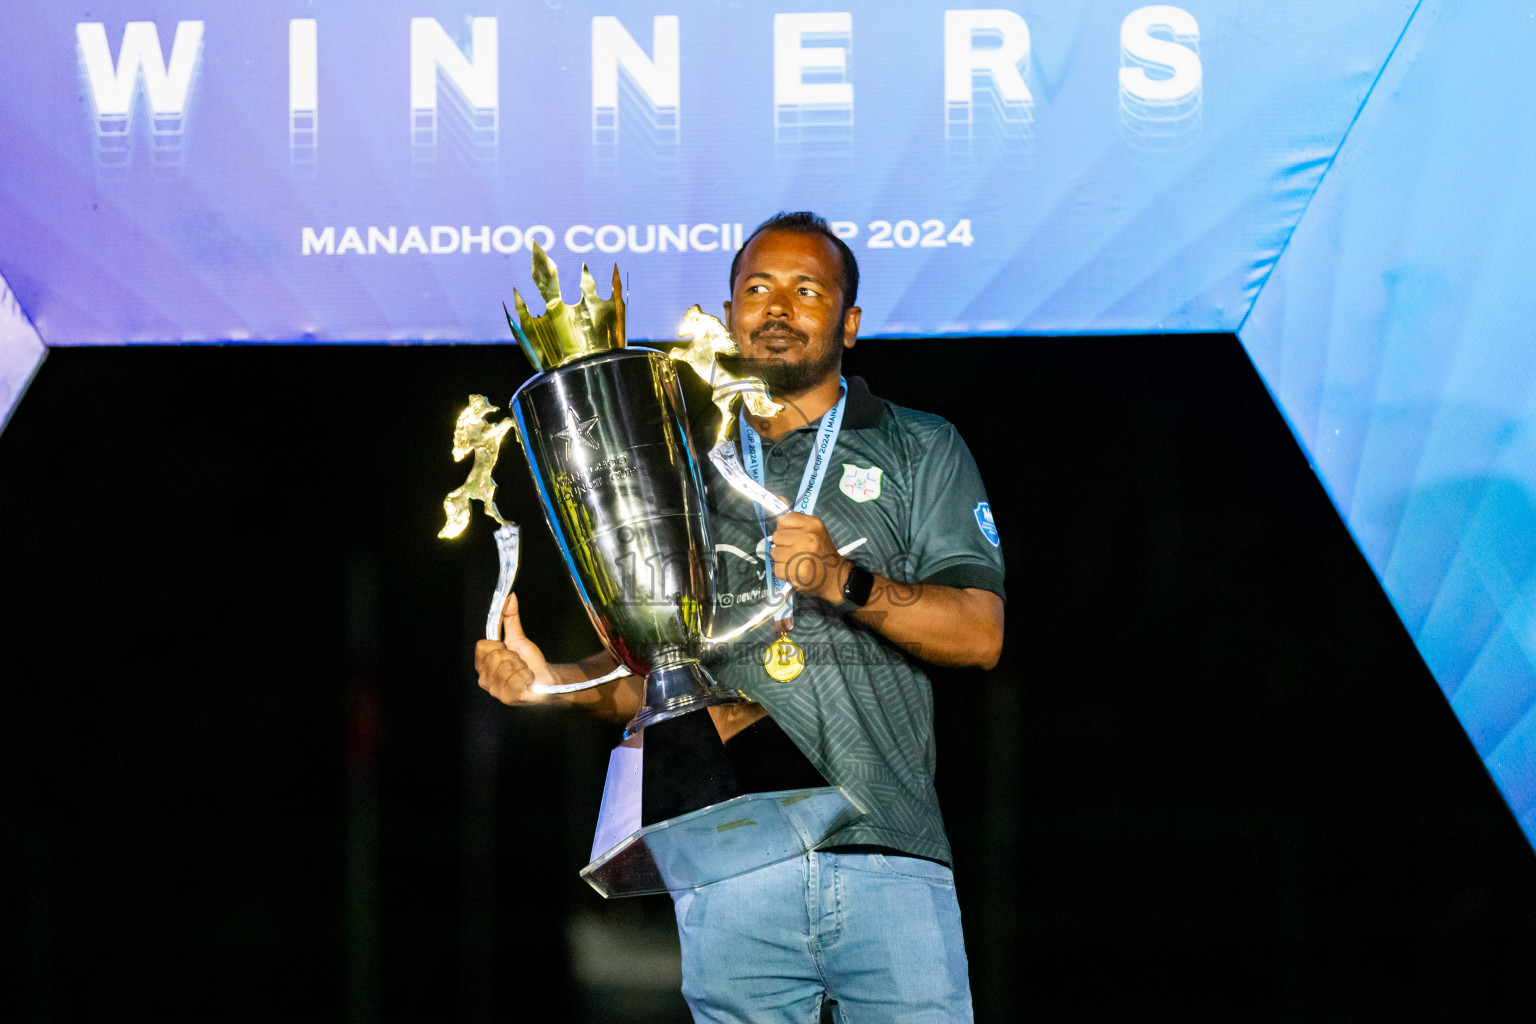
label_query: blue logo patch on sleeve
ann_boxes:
[974,502,1000,547]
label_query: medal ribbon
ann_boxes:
[739,379,847,621]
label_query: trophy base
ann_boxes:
[623,659,744,738]
[580,786,865,898]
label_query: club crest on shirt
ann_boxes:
[838,463,883,502]
[974,502,1000,547]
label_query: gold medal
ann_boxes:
[762,635,806,682]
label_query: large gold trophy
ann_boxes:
[439,245,862,897]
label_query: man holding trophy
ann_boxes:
[474,212,1004,1022]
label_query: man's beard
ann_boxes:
[720,321,845,397]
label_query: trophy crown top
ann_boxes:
[506,241,626,372]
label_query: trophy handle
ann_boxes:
[484,523,522,641]
[531,661,634,695]
[480,522,635,695]
[700,441,796,645]
[706,441,791,517]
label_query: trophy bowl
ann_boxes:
[511,345,744,733]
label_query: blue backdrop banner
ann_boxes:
[0,2,1413,344]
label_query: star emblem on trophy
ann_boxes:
[552,407,600,458]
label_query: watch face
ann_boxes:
[845,564,875,607]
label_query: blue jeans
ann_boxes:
[671,850,974,1023]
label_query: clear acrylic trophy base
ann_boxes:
[585,660,866,898]
[580,785,865,898]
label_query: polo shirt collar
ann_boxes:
[841,375,884,430]
[770,375,885,440]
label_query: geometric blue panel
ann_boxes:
[0,268,47,432]
[1240,0,1536,846]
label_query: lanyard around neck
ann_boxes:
[738,379,847,607]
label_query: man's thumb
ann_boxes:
[500,593,527,642]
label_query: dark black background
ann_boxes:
[3,335,1534,1022]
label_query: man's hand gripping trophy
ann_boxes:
[441,297,792,713]
[439,393,630,702]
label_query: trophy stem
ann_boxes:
[624,652,744,738]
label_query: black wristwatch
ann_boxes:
[841,562,875,608]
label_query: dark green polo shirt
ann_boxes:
[690,374,1005,864]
